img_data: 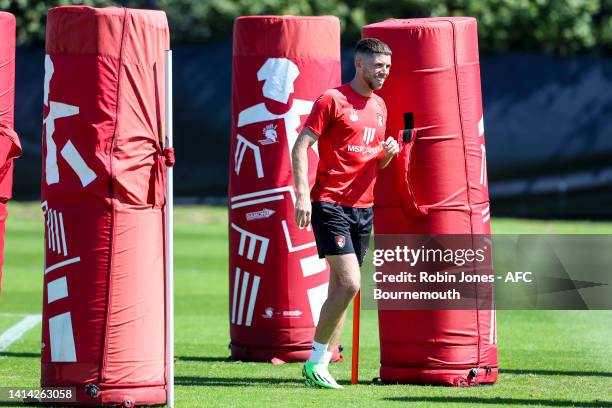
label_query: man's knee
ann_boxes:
[333,278,360,302]
[327,253,361,300]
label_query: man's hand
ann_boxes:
[295,194,312,228]
[378,136,400,169]
[383,137,400,156]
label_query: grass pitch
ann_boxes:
[0,203,611,407]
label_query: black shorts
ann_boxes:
[311,201,374,267]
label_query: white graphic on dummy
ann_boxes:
[237,58,318,164]
[307,283,329,326]
[300,255,327,277]
[233,57,330,327]
[229,185,325,326]
[41,204,79,363]
[44,257,81,275]
[44,233,78,362]
[481,204,491,223]
[231,267,241,324]
[41,201,69,257]
[235,134,264,178]
[230,186,317,251]
[282,220,316,252]
[246,208,276,221]
[259,124,278,145]
[49,312,76,362]
[47,277,68,304]
[230,223,269,264]
[262,307,274,319]
[43,55,97,187]
[230,186,296,209]
[232,267,261,327]
[283,310,303,317]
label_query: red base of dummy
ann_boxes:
[39,383,166,406]
[380,366,498,386]
[230,342,343,363]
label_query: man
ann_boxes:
[291,38,399,389]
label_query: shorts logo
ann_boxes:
[335,235,346,249]
[349,108,359,122]
[363,127,376,145]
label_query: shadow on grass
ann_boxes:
[176,355,231,362]
[500,368,612,378]
[175,375,303,387]
[384,397,611,407]
[0,352,40,358]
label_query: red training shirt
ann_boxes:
[304,83,387,208]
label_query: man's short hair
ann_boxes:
[355,38,392,57]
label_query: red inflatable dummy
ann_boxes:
[364,18,498,385]
[0,12,22,292]
[41,7,170,405]
[229,16,342,362]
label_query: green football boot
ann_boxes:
[302,361,343,389]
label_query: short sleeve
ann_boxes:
[303,92,336,137]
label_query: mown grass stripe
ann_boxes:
[0,315,42,352]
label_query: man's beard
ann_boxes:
[366,74,384,90]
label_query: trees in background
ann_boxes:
[2,0,611,55]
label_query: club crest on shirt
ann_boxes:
[376,112,383,127]
[335,235,346,249]
[349,108,359,122]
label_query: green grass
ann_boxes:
[0,203,611,407]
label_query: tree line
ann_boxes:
[3,0,611,55]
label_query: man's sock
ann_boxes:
[308,341,332,367]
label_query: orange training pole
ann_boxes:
[351,290,361,384]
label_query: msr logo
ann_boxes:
[363,127,375,145]
[347,145,364,153]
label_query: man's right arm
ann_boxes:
[291,127,319,228]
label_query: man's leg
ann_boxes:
[323,213,371,352]
[303,202,360,389]
[327,310,346,354]
[303,253,359,389]
[325,269,344,351]
[313,253,360,344]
